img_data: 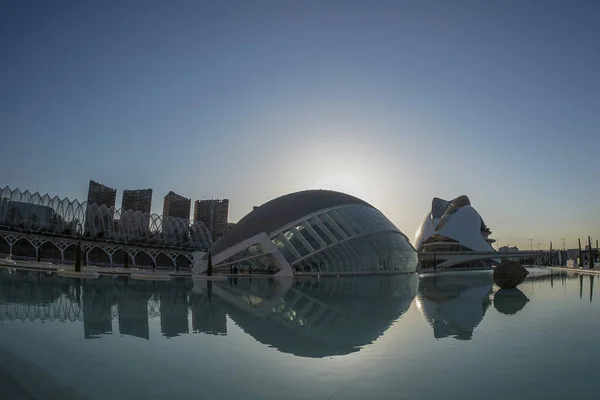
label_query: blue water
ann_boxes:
[0,268,598,399]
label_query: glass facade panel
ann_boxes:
[255,204,418,275]
[285,229,311,257]
[297,224,322,251]
[336,207,364,234]
[327,210,355,237]
[318,214,346,241]
[308,218,335,245]
[273,234,297,263]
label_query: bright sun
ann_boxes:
[314,173,366,197]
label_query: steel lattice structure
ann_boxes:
[0,185,212,250]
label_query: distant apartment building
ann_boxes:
[194,199,229,239]
[122,189,153,213]
[499,245,519,252]
[87,180,116,208]
[121,189,153,235]
[85,180,117,235]
[163,191,191,220]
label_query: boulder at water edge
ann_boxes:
[493,261,529,289]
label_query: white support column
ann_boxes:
[31,238,43,261]
[6,235,18,256]
[128,249,139,266]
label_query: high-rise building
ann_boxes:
[163,191,191,220]
[122,189,153,213]
[85,180,116,235]
[121,188,153,235]
[194,199,229,239]
[87,180,116,207]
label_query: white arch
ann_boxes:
[192,232,293,276]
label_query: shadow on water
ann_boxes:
[0,270,419,358]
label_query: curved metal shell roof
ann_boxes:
[211,190,372,254]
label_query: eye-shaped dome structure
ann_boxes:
[194,190,418,276]
[415,195,496,270]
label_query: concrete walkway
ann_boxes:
[0,259,194,279]
[0,259,272,280]
[548,266,600,275]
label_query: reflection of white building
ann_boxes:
[417,272,493,340]
[415,196,496,270]
[194,190,418,276]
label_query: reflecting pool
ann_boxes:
[0,268,599,399]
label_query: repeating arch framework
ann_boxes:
[0,230,194,268]
[0,186,212,251]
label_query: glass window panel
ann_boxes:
[315,251,334,272]
[336,207,364,235]
[309,218,335,245]
[301,221,325,248]
[286,229,310,257]
[273,233,297,263]
[296,225,321,251]
[318,214,344,241]
[328,210,355,237]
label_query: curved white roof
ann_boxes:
[415,195,494,252]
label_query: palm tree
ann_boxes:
[207,251,213,276]
[74,238,81,272]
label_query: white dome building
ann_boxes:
[415,196,496,270]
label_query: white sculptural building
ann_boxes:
[414,195,497,270]
[193,190,418,276]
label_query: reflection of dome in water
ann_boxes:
[417,272,493,340]
[493,289,529,315]
[217,275,419,358]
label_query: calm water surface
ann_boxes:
[0,268,598,399]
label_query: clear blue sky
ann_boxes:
[2,0,599,250]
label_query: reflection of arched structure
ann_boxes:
[0,272,80,322]
[0,271,220,340]
[416,272,493,340]
[211,275,419,357]
[0,270,418,353]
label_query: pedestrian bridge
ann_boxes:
[419,250,548,270]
